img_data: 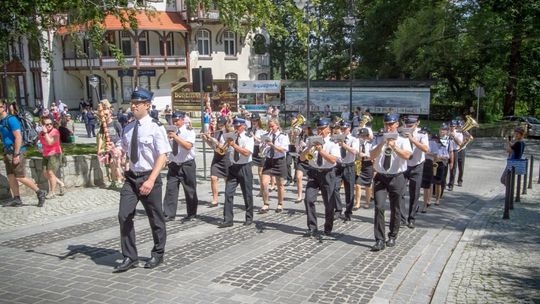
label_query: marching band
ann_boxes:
[108,88,478,271]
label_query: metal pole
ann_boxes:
[306,2,311,122]
[349,28,353,119]
[199,66,207,179]
[528,155,533,189]
[516,174,521,202]
[523,159,528,195]
[510,166,515,210]
[503,169,510,219]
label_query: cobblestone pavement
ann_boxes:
[0,138,538,304]
[433,188,540,304]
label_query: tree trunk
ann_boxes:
[502,14,523,116]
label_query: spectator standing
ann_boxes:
[38,118,66,199]
[164,105,172,125]
[150,105,159,120]
[83,107,96,137]
[59,113,75,143]
[0,99,47,207]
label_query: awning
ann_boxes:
[0,60,26,74]
[57,11,189,35]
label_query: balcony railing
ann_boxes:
[182,9,220,22]
[63,55,187,69]
[249,54,270,68]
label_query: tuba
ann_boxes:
[291,113,305,129]
[458,115,479,152]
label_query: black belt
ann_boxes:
[267,156,285,161]
[309,167,334,173]
[340,162,355,167]
[127,170,152,177]
[377,172,403,178]
[173,159,195,166]
[231,162,251,166]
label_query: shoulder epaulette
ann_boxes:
[152,118,163,126]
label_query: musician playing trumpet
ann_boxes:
[299,118,341,237]
[217,118,255,228]
[248,113,267,196]
[259,118,290,213]
[200,116,230,207]
[333,121,359,222]
[369,113,412,251]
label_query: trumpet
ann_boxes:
[302,136,324,161]
[304,146,317,161]
[457,115,479,152]
[215,143,230,155]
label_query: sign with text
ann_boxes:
[171,80,238,112]
[238,80,281,94]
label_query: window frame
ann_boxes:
[196,29,211,56]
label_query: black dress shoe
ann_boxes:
[371,240,385,251]
[217,221,233,228]
[144,256,163,269]
[182,215,196,222]
[457,182,463,187]
[164,216,174,222]
[407,221,415,229]
[303,230,318,238]
[113,257,138,273]
[342,215,351,222]
[447,185,453,191]
[386,238,396,247]
[324,231,332,236]
[243,221,253,226]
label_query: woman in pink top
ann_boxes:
[39,118,65,198]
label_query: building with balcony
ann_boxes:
[0,0,271,111]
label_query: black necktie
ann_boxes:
[172,133,179,156]
[269,133,276,158]
[317,150,323,166]
[130,121,139,164]
[340,139,347,159]
[383,146,391,171]
[234,136,240,162]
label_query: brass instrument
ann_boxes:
[432,159,439,176]
[457,115,479,152]
[291,113,305,129]
[259,134,272,158]
[303,136,324,161]
[359,115,370,128]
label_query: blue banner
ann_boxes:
[506,159,528,175]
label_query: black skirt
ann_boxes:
[433,161,448,185]
[356,160,374,186]
[421,159,434,188]
[262,157,288,177]
[295,158,309,174]
[211,152,229,178]
[252,145,263,167]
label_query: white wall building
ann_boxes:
[0,0,270,111]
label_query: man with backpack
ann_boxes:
[0,99,47,207]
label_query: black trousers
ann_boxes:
[373,173,405,241]
[334,163,356,216]
[223,163,254,223]
[163,160,199,219]
[304,168,336,233]
[448,150,459,186]
[401,162,424,223]
[457,150,466,184]
[286,153,293,182]
[118,171,166,261]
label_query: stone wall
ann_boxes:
[0,155,108,200]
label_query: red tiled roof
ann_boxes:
[57,11,189,35]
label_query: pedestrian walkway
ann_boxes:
[0,138,538,303]
[433,186,540,303]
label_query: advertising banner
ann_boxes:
[284,87,430,115]
[238,80,281,94]
[171,80,238,112]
